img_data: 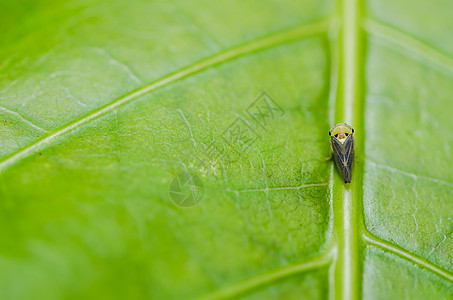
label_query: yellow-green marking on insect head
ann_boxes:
[329,123,356,183]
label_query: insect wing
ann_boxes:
[331,135,355,183]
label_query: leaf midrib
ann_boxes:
[331,0,363,298]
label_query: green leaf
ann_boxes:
[0,0,452,299]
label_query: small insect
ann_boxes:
[328,123,356,183]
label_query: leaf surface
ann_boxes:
[0,0,452,299]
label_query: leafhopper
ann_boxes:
[329,123,355,183]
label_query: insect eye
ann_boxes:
[329,131,331,136]
[335,134,338,138]
[352,128,354,133]
[345,133,349,136]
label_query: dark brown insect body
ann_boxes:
[329,123,355,183]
